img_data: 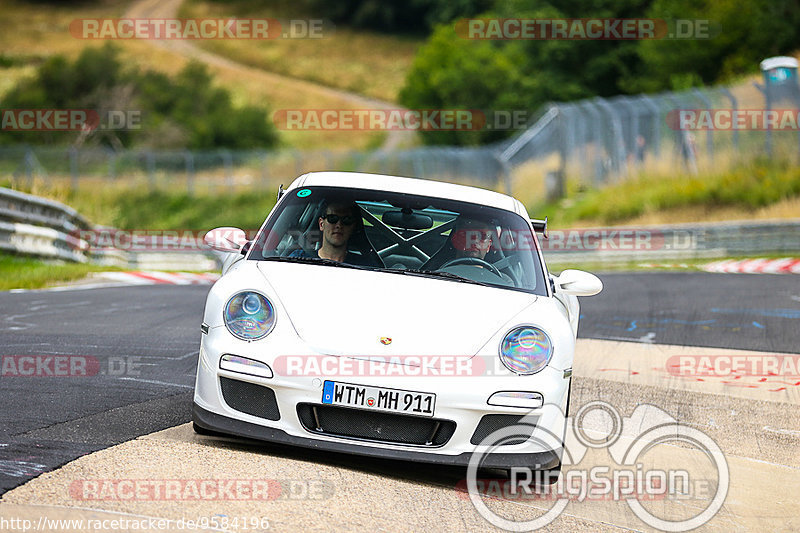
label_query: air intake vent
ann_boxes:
[297,404,455,447]
[470,414,537,445]
[220,377,280,421]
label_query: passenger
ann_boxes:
[451,217,496,261]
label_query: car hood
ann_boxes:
[256,261,537,361]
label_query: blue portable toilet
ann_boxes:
[760,56,799,103]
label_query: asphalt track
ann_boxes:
[577,272,800,353]
[0,272,798,531]
[0,285,205,494]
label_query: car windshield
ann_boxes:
[248,186,547,295]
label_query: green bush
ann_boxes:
[0,44,277,150]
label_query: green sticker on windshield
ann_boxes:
[297,188,312,197]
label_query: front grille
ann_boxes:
[470,414,538,445]
[220,377,280,421]
[297,403,456,447]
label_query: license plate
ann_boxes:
[321,381,436,417]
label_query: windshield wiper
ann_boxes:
[261,255,367,270]
[395,268,490,286]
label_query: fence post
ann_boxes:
[146,150,156,191]
[553,105,567,200]
[718,88,739,155]
[107,148,117,181]
[753,82,771,156]
[24,146,34,187]
[412,150,424,178]
[594,97,627,180]
[69,146,79,190]
[638,95,661,158]
[576,102,603,184]
[294,149,303,177]
[666,94,698,174]
[184,150,195,196]
[220,149,233,191]
[261,151,270,185]
[692,88,714,163]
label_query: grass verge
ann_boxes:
[179,0,421,102]
[2,178,277,231]
[0,252,122,291]
[530,158,800,228]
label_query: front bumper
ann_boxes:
[195,316,572,470]
[193,402,561,470]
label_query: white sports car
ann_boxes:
[193,172,602,473]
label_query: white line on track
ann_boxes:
[762,426,800,437]
[116,377,193,389]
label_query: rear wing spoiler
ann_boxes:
[530,216,548,239]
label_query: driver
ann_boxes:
[290,201,380,267]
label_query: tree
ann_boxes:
[627,0,800,91]
[0,44,277,149]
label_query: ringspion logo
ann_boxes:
[465,401,729,531]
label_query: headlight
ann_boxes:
[499,326,553,375]
[224,291,275,340]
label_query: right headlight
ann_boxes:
[223,291,275,341]
[499,326,553,375]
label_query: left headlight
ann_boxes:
[224,291,275,341]
[499,326,553,375]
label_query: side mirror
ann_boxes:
[204,227,248,253]
[554,269,603,296]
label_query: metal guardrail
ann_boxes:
[0,187,218,269]
[0,187,92,262]
[3,186,798,269]
[542,219,800,265]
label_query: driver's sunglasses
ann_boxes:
[463,230,493,241]
[321,214,357,226]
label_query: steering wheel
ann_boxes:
[439,257,504,278]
